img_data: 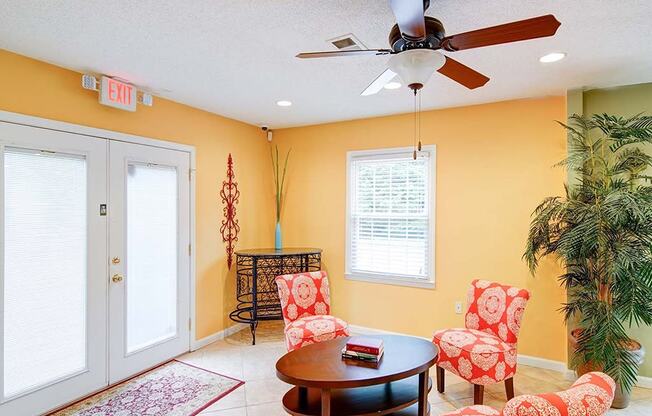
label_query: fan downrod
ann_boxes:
[389,16,445,52]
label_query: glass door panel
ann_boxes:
[126,163,178,353]
[3,148,88,397]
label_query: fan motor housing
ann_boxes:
[389,16,445,52]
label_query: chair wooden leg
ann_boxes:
[473,384,484,405]
[505,377,515,400]
[436,365,445,393]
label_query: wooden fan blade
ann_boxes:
[361,68,397,96]
[441,14,561,51]
[437,56,489,89]
[389,0,426,41]
[296,49,392,59]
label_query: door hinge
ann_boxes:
[188,318,192,331]
[188,244,192,256]
[189,169,192,181]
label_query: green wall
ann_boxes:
[583,83,652,116]
[568,82,652,378]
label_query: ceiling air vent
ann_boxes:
[328,34,366,51]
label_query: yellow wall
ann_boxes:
[275,97,569,362]
[0,48,572,363]
[0,49,274,340]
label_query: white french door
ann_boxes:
[0,119,192,415]
[0,122,108,416]
[108,141,190,383]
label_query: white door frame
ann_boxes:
[0,110,199,354]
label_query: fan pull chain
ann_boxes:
[418,91,422,152]
[413,89,417,160]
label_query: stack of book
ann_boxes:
[341,336,384,363]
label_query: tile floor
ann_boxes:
[179,322,652,415]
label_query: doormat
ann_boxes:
[51,360,244,416]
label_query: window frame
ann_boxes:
[345,145,436,289]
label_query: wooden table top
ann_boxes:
[276,335,438,389]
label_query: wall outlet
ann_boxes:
[455,301,463,314]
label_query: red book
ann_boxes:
[346,336,384,355]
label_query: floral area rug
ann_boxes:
[52,360,243,416]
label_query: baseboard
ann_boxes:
[351,324,567,372]
[563,368,652,389]
[348,324,420,338]
[516,354,568,373]
[564,368,577,381]
[199,322,652,389]
[191,323,247,351]
[349,323,651,389]
[636,375,652,389]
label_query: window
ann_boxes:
[346,146,435,288]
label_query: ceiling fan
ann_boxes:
[296,0,561,96]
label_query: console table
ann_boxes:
[229,248,322,344]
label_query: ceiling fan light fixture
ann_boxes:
[276,100,292,107]
[539,52,566,63]
[383,81,402,90]
[388,49,445,90]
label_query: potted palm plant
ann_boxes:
[524,113,652,408]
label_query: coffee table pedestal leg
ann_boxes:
[298,386,308,408]
[418,369,429,416]
[321,388,331,415]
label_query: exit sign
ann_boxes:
[99,76,136,111]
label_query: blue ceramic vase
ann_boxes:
[275,221,282,250]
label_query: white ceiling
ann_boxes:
[1,1,651,128]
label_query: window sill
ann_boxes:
[345,272,435,289]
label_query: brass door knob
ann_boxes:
[112,274,123,283]
[112,257,121,264]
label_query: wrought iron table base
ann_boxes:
[230,248,322,345]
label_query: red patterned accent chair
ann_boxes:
[275,271,349,351]
[433,279,531,405]
[441,372,615,416]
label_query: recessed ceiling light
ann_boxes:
[276,100,292,107]
[383,81,402,90]
[539,52,566,63]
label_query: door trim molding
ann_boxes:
[0,111,194,153]
[0,110,199,348]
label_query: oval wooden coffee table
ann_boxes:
[276,335,438,416]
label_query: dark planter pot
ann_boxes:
[569,329,645,409]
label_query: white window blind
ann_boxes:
[3,147,87,397]
[126,162,178,353]
[347,147,435,286]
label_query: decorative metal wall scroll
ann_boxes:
[220,153,240,269]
